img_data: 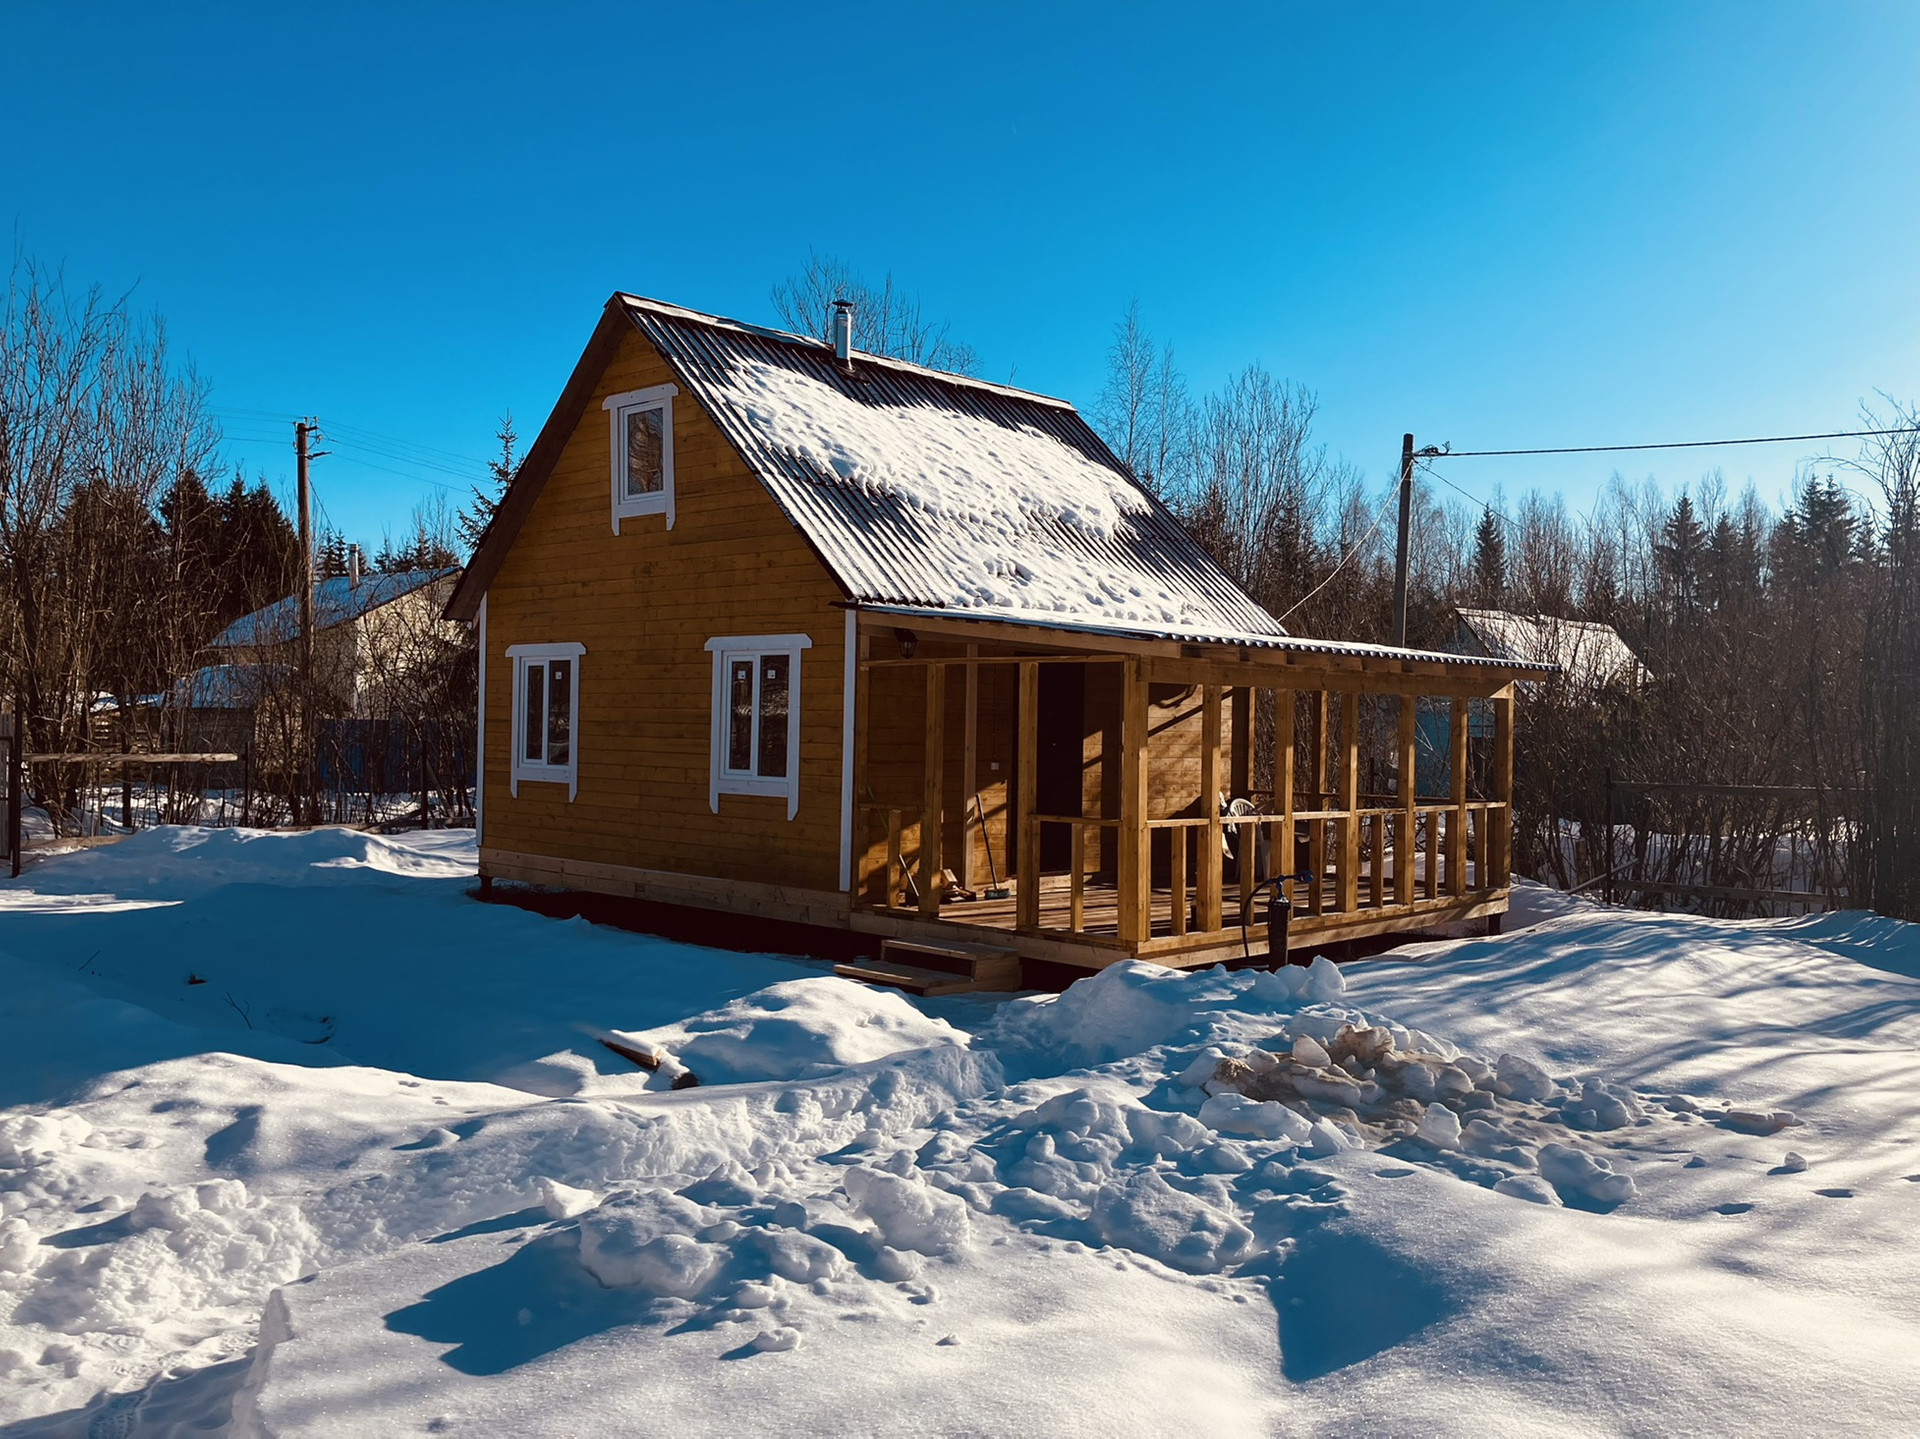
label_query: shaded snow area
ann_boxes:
[1,841,1916,1436]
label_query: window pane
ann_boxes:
[728,659,754,771]
[625,406,664,497]
[522,661,544,763]
[757,653,789,779]
[546,659,572,767]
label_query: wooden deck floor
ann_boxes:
[905,857,1481,943]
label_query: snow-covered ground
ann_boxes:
[1,829,1914,1435]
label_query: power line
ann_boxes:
[1276,484,1401,625]
[1416,458,1521,532]
[1434,424,1920,460]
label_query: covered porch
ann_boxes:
[846,611,1537,971]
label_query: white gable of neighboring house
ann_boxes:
[1451,608,1650,690]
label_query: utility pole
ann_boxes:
[1391,432,1415,647]
[296,420,316,825]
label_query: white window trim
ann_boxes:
[507,642,586,800]
[706,633,812,819]
[603,382,679,534]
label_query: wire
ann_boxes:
[1435,424,1920,459]
[1416,458,1525,534]
[1275,484,1401,624]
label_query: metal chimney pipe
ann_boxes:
[831,299,853,364]
[348,543,361,588]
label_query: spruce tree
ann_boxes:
[1472,507,1506,606]
[457,413,517,556]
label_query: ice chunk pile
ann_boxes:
[1187,1020,1662,1209]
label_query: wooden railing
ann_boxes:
[850,645,1518,961]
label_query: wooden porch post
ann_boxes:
[1396,694,1416,906]
[1273,688,1295,887]
[1307,690,1328,915]
[1492,684,1514,888]
[1016,659,1040,931]
[1229,686,1251,798]
[920,662,946,916]
[1337,692,1360,912]
[853,631,872,901]
[1448,695,1469,897]
[960,645,977,891]
[1117,658,1150,943]
[1199,683,1224,932]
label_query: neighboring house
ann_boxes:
[1446,607,1648,692]
[1411,606,1636,798]
[447,293,1545,982]
[163,662,290,756]
[205,567,463,718]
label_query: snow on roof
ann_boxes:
[623,297,1289,646]
[210,568,459,650]
[1452,608,1647,688]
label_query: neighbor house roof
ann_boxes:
[1450,608,1646,688]
[210,569,459,649]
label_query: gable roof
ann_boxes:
[210,568,459,649]
[1450,608,1646,688]
[446,294,1284,645]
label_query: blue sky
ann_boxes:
[4,2,1916,544]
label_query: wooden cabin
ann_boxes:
[446,294,1547,988]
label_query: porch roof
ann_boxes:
[853,602,1558,676]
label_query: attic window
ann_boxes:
[603,383,678,533]
[705,633,813,818]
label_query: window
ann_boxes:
[508,642,585,799]
[603,383,678,532]
[706,634,812,818]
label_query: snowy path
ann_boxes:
[1,829,1915,1435]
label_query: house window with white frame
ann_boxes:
[602,383,678,532]
[508,642,585,799]
[705,634,811,818]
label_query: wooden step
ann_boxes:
[880,938,1021,991]
[834,958,996,998]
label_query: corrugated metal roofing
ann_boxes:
[618,295,1290,648]
[210,568,459,649]
[860,603,1555,669]
[1451,608,1642,686]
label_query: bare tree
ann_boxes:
[771,252,978,374]
[0,254,219,765]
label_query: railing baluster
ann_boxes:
[1171,825,1188,936]
[1070,822,1086,933]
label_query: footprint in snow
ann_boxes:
[1712,1202,1755,1216]
[1814,1187,1855,1199]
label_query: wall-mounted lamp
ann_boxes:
[894,627,918,660]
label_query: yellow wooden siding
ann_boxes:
[481,326,848,890]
